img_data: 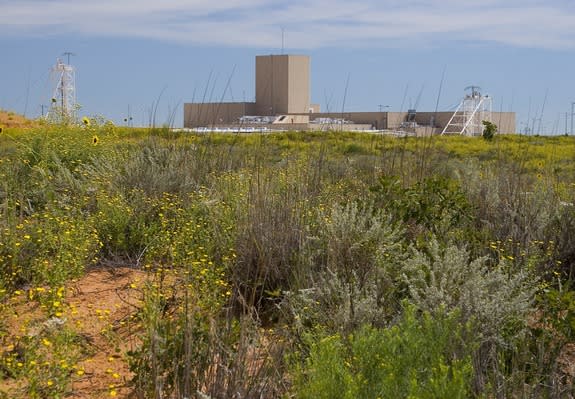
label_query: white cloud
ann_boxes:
[1,0,574,49]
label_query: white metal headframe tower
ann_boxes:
[441,86,492,136]
[48,55,76,121]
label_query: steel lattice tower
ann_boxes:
[48,57,76,121]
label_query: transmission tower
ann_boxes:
[48,54,77,121]
[441,86,492,136]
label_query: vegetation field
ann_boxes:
[1,119,574,398]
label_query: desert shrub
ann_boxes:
[456,158,575,296]
[129,225,228,398]
[292,305,475,399]
[545,204,575,279]
[287,201,405,334]
[402,240,535,342]
[402,240,536,395]
[88,188,175,261]
[231,161,317,319]
[0,321,90,398]
[0,136,66,218]
[461,160,560,251]
[0,127,106,221]
[115,138,202,196]
[113,135,249,198]
[128,191,286,398]
[487,281,575,399]
[369,174,474,240]
[0,206,101,291]
[90,190,139,257]
[140,190,235,287]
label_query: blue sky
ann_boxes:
[1,0,575,133]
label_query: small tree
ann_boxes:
[482,120,497,141]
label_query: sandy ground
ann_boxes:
[0,110,37,129]
[67,267,145,398]
[2,267,146,398]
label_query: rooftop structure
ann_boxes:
[255,55,310,115]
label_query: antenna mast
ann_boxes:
[48,53,77,122]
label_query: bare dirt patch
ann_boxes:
[1,267,147,398]
[67,267,146,398]
[0,110,37,129]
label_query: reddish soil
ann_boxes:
[67,267,146,398]
[1,267,147,398]
[0,110,37,129]
[3,266,573,397]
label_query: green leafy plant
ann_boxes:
[292,305,475,399]
[482,120,497,141]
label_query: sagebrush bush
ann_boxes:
[459,159,561,256]
[402,240,535,344]
[114,135,250,198]
[287,201,405,334]
[402,239,537,395]
[116,138,202,196]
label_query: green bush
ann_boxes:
[0,206,101,291]
[293,305,474,399]
[370,175,473,240]
[482,120,497,141]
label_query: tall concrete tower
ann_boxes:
[255,55,310,116]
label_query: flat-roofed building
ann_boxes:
[183,55,515,134]
[184,54,312,128]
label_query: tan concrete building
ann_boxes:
[184,102,256,128]
[183,55,516,134]
[184,54,313,128]
[255,55,310,115]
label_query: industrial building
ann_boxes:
[183,55,515,135]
